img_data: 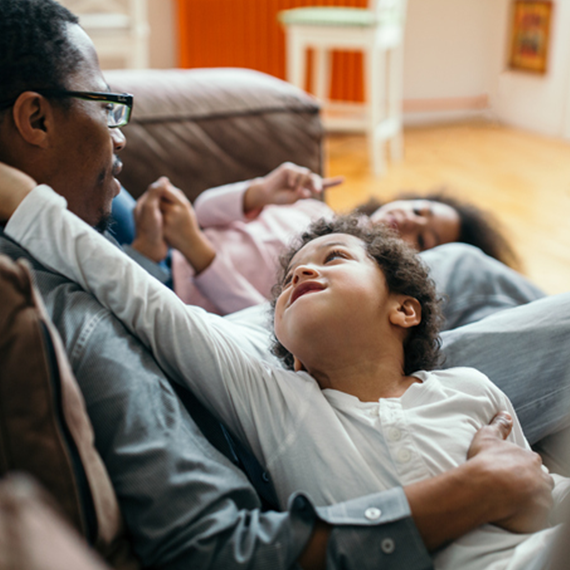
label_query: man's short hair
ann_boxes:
[271,214,443,375]
[0,0,81,105]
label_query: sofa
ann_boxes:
[105,67,324,201]
[0,67,324,569]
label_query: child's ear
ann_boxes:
[293,356,306,372]
[390,296,421,329]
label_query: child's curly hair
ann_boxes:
[270,214,443,376]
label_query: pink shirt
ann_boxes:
[172,181,333,314]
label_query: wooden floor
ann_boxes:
[324,122,570,295]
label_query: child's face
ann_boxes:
[274,233,400,372]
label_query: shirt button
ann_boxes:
[387,427,402,442]
[364,507,382,521]
[381,538,395,554]
[397,448,412,463]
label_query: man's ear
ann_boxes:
[293,356,306,372]
[389,296,422,329]
[11,92,54,148]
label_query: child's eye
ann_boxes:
[417,234,426,250]
[325,249,346,262]
[283,271,293,286]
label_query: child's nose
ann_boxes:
[293,265,318,284]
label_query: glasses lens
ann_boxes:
[108,102,128,128]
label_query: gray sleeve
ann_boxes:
[121,243,170,284]
[441,292,570,446]
[420,243,545,330]
[311,489,433,570]
[30,266,430,570]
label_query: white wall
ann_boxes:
[402,0,570,136]
[148,0,177,69]
[404,0,493,99]
[402,0,494,123]
[489,0,570,138]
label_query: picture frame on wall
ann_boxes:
[508,0,553,74]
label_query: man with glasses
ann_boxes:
[0,1,565,570]
[0,90,133,129]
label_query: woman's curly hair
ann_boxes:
[270,214,444,375]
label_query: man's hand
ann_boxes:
[0,162,37,221]
[405,411,554,551]
[130,178,169,262]
[243,162,343,216]
[467,411,554,534]
[159,181,216,274]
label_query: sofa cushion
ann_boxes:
[0,255,138,569]
[106,68,323,200]
[0,474,111,570]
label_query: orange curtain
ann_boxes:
[177,0,367,102]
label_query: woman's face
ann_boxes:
[370,199,461,251]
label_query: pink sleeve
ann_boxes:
[193,251,267,314]
[193,181,251,227]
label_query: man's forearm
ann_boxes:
[404,460,495,550]
[406,415,554,550]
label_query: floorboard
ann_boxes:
[325,122,570,294]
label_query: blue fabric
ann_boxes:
[109,187,137,246]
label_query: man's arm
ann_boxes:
[305,413,553,568]
[405,413,553,550]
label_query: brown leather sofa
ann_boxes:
[105,67,324,201]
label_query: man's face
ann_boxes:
[46,24,126,228]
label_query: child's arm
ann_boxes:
[194,162,342,225]
[191,251,270,313]
[5,185,305,464]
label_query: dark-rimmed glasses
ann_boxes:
[0,90,133,128]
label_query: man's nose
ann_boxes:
[111,128,126,152]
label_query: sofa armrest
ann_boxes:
[106,68,323,201]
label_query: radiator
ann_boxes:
[177,0,367,102]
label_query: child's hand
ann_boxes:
[159,180,200,252]
[0,162,37,221]
[243,162,343,216]
[131,178,169,262]
[160,180,216,274]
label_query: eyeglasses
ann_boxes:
[0,90,134,128]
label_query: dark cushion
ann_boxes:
[0,255,138,569]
